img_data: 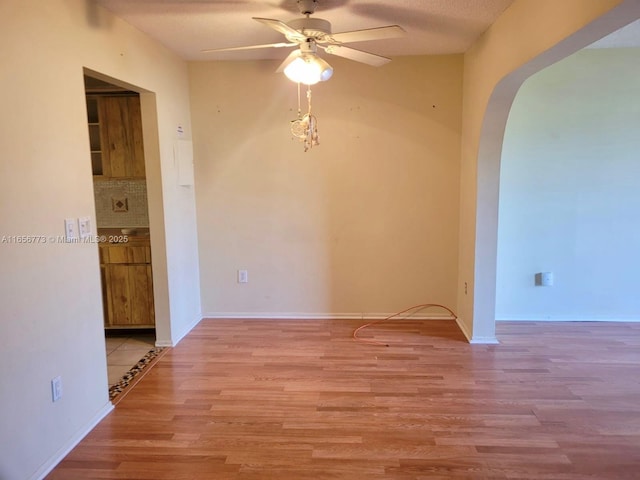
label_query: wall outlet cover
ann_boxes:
[51,376,63,402]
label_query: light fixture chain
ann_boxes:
[290,82,319,152]
[297,81,302,120]
[304,84,319,151]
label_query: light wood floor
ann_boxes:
[48,319,640,479]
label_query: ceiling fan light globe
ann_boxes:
[284,55,332,85]
[320,64,333,82]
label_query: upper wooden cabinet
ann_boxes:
[87,95,145,178]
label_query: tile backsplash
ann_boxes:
[94,179,149,228]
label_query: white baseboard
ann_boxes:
[202,312,456,321]
[469,336,500,344]
[455,317,499,344]
[155,314,202,348]
[455,316,472,342]
[32,402,114,480]
[496,315,640,322]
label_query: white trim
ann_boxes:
[156,314,202,348]
[469,336,500,345]
[496,315,640,322]
[202,312,456,321]
[154,327,173,347]
[455,316,472,342]
[32,402,114,480]
[455,316,499,344]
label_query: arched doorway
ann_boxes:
[460,1,640,342]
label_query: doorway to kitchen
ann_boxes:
[83,74,158,397]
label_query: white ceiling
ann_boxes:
[93,0,640,63]
[94,0,516,61]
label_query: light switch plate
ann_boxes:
[78,217,91,240]
[64,218,79,242]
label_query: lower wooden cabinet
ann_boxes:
[100,240,155,328]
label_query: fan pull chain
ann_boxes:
[290,82,306,141]
[290,83,320,152]
[297,81,302,120]
[305,84,319,151]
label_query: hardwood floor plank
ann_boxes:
[47,320,640,479]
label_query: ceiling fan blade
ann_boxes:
[275,49,302,73]
[323,44,391,67]
[252,17,306,42]
[328,25,406,44]
[202,42,296,53]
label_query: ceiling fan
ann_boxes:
[202,0,406,85]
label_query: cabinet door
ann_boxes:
[99,96,145,178]
[100,265,109,323]
[105,264,131,326]
[104,245,151,264]
[104,264,155,327]
[100,96,130,177]
[127,96,146,178]
[129,265,154,326]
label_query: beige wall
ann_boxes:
[0,1,199,478]
[190,55,463,318]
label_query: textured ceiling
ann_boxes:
[94,0,516,61]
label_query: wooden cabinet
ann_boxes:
[100,239,155,329]
[87,95,145,178]
[87,97,104,175]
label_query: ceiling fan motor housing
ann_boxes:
[297,0,319,15]
[287,17,332,41]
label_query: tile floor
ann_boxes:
[105,333,156,386]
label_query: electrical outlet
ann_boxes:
[464,282,468,295]
[238,270,248,283]
[51,376,63,402]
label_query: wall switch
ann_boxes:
[51,376,63,402]
[238,269,248,283]
[64,218,79,242]
[78,217,91,239]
